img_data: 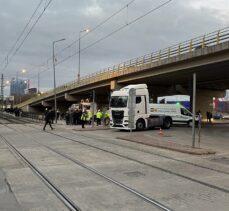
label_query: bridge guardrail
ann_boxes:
[17,27,229,108]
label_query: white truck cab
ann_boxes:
[110,84,172,130]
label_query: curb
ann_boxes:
[117,135,216,155]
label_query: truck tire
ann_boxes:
[188,120,198,127]
[188,120,192,127]
[136,119,145,130]
[163,117,172,129]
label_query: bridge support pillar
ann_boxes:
[110,80,122,91]
[20,105,41,113]
[65,93,79,102]
[196,89,225,119]
[42,101,52,107]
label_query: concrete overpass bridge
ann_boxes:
[18,27,229,117]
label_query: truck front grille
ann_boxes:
[112,110,124,125]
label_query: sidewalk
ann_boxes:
[55,120,110,131]
[47,120,228,155]
[117,134,216,155]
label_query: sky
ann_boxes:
[0,0,229,95]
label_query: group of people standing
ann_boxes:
[65,108,110,128]
[64,109,84,125]
[43,107,110,130]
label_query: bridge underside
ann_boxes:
[24,42,229,118]
[126,60,229,91]
[115,52,229,117]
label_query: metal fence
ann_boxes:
[18,27,229,108]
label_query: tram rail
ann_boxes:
[0,132,81,211]
[0,121,173,211]
[1,116,229,210]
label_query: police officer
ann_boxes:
[87,110,92,125]
[96,109,102,126]
[81,110,87,128]
[104,110,110,126]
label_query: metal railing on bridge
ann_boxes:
[18,27,229,107]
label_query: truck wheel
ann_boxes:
[188,121,193,127]
[188,121,198,127]
[136,119,145,130]
[163,117,172,129]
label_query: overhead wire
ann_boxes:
[0,0,45,69]
[1,0,53,74]
[29,0,173,83]
[32,0,137,74]
[28,0,137,79]
[56,0,173,66]
[57,0,136,55]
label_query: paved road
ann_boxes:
[0,119,229,210]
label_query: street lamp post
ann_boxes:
[78,28,89,82]
[53,38,66,123]
[1,74,4,111]
[37,70,40,94]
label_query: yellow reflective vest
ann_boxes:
[96,111,102,119]
[81,113,87,121]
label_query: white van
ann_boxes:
[150,103,197,126]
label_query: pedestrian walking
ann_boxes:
[209,112,212,123]
[43,109,54,131]
[56,109,60,120]
[206,111,209,122]
[206,111,212,123]
[50,109,55,124]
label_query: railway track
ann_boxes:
[0,133,81,211]
[2,117,229,193]
[44,129,229,194]
[0,120,173,211]
[67,131,229,176]
[1,116,229,210]
[4,114,228,176]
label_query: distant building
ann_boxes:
[10,78,28,96]
[25,88,37,94]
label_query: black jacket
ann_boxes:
[45,111,53,121]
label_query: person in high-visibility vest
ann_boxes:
[87,110,92,125]
[96,109,103,126]
[81,110,87,128]
[103,110,110,126]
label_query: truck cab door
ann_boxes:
[135,96,146,115]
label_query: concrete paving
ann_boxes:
[52,119,229,155]
[0,120,229,210]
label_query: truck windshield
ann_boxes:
[110,96,128,108]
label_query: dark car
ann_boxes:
[213,112,223,119]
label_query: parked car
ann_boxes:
[213,112,223,119]
[222,114,229,119]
